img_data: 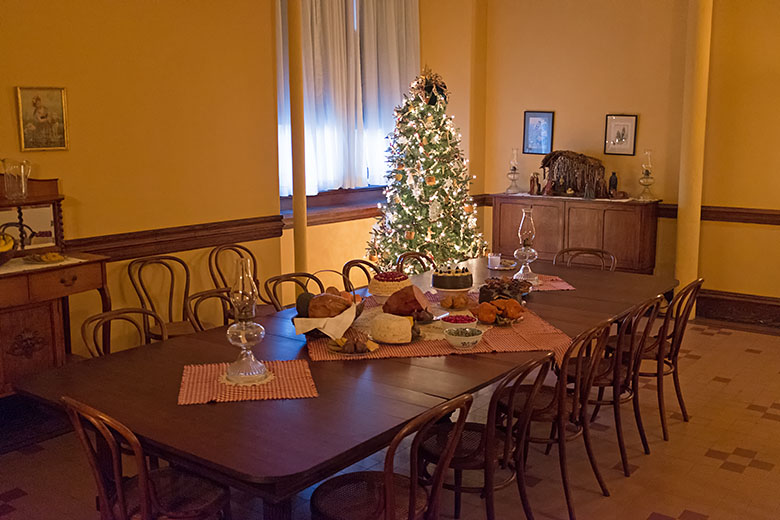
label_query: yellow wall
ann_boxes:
[697,0,780,297]
[0,0,283,353]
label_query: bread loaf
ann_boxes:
[382,285,429,316]
[308,293,351,318]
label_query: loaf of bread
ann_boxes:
[308,293,352,318]
[382,285,429,316]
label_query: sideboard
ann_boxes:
[491,194,659,274]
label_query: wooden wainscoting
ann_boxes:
[65,215,284,261]
[697,289,780,329]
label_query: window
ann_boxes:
[276,0,420,196]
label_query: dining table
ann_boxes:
[15,258,677,519]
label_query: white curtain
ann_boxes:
[277,0,420,196]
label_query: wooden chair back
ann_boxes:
[553,248,617,271]
[81,308,167,358]
[185,288,232,331]
[263,272,325,311]
[62,396,153,520]
[127,255,191,324]
[342,258,381,289]
[396,251,436,275]
[539,320,611,425]
[208,244,270,304]
[488,352,554,467]
[384,393,473,520]
[656,278,704,361]
[600,295,663,391]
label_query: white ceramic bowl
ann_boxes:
[443,327,483,350]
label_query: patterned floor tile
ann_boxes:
[712,376,731,383]
[745,348,762,354]
[720,461,746,473]
[678,510,710,520]
[0,488,26,503]
[0,504,15,516]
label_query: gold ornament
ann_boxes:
[394,195,401,204]
[394,173,403,181]
[464,204,474,214]
[368,254,379,262]
[404,230,415,240]
[426,115,433,124]
[422,136,429,145]
[425,175,436,186]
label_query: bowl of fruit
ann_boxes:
[0,233,18,267]
[440,314,478,329]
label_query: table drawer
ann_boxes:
[0,276,30,307]
[29,263,103,301]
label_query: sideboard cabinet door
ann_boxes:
[493,197,564,260]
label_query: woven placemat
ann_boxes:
[177,360,318,405]
[534,274,575,291]
[307,308,570,363]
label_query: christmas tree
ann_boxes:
[367,69,485,272]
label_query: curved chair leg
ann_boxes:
[484,461,496,520]
[672,365,689,421]
[556,418,576,520]
[222,499,232,520]
[515,455,536,520]
[657,363,669,441]
[544,422,557,456]
[632,379,650,455]
[454,468,463,519]
[613,394,630,477]
[581,419,610,497]
[590,387,605,423]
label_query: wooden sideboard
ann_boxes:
[0,253,110,395]
[491,194,659,274]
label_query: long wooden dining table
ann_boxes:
[15,258,676,519]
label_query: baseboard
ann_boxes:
[697,289,780,329]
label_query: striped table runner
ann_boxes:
[177,360,318,405]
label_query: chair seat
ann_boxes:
[310,471,428,520]
[116,466,228,519]
[563,356,629,387]
[419,422,506,470]
[497,385,562,422]
[151,320,196,338]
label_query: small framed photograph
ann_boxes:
[604,114,637,155]
[16,87,69,151]
[523,111,554,155]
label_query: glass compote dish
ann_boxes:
[225,258,268,384]
[513,208,539,284]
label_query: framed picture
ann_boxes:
[16,87,69,151]
[604,114,637,155]
[523,111,554,155]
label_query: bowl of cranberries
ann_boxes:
[440,314,478,329]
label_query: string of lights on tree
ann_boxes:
[367,68,486,272]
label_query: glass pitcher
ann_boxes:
[2,159,32,200]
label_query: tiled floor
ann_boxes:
[2,321,780,519]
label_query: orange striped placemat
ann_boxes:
[307,309,570,363]
[177,360,318,405]
[535,274,575,291]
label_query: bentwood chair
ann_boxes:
[342,258,382,289]
[62,396,231,520]
[185,288,233,331]
[81,308,168,358]
[264,272,325,311]
[128,256,193,341]
[208,244,271,304]
[638,278,704,440]
[498,320,613,520]
[553,248,617,271]
[581,295,663,476]
[419,353,554,520]
[396,252,437,275]
[310,394,473,520]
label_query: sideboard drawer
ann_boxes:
[28,263,103,301]
[0,277,30,307]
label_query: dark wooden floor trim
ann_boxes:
[65,215,284,261]
[697,289,780,329]
[657,203,780,225]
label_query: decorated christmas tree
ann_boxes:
[367,69,485,271]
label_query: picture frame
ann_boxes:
[523,111,554,155]
[604,114,637,155]
[16,87,69,151]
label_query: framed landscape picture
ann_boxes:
[604,114,637,155]
[523,111,554,155]
[16,87,69,151]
